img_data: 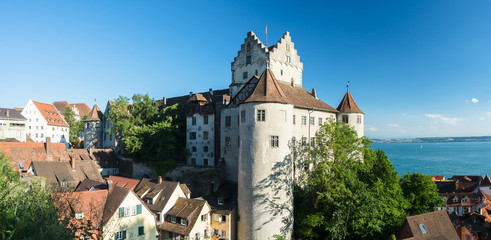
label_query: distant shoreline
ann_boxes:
[371,136,491,143]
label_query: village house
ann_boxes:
[53,101,91,121]
[107,175,142,191]
[102,185,159,240]
[159,197,211,240]
[0,108,26,142]
[134,177,191,225]
[84,104,104,149]
[396,210,460,240]
[21,100,69,143]
[204,181,237,240]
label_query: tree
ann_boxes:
[64,107,88,147]
[400,172,444,216]
[294,121,410,239]
[107,94,185,175]
[0,152,74,239]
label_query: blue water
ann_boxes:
[371,142,491,178]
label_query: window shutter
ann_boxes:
[119,207,124,218]
[137,204,142,214]
[214,214,219,222]
[114,232,117,240]
[122,230,126,239]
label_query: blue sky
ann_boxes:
[1,0,491,139]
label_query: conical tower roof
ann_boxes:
[242,69,288,104]
[84,104,103,122]
[337,91,364,114]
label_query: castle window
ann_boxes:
[281,70,283,75]
[286,55,291,63]
[247,43,251,52]
[203,131,208,140]
[292,137,296,145]
[302,137,307,146]
[204,159,208,166]
[286,44,290,51]
[257,110,266,122]
[190,132,196,140]
[271,136,279,148]
[310,137,315,145]
[357,116,362,124]
[310,117,315,125]
[192,146,196,152]
[246,55,251,64]
[225,137,231,146]
[241,110,246,123]
[293,115,296,124]
[192,116,196,125]
[243,71,248,80]
[255,69,258,75]
[204,146,208,152]
[204,115,209,124]
[318,118,323,126]
[225,116,231,127]
[301,116,307,125]
[342,115,349,123]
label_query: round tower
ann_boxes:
[83,104,103,149]
[336,86,364,137]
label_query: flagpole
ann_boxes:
[265,24,268,46]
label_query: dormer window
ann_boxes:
[463,196,469,202]
[218,197,224,205]
[75,212,84,220]
[60,181,68,188]
[171,216,176,223]
[147,198,153,204]
[181,218,188,226]
[453,196,459,203]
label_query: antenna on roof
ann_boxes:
[265,24,268,46]
[347,81,350,92]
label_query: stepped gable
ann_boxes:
[84,104,103,122]
[233,31,268,64]
[236,69,337,112]
[337,91,364,114]
[33,101,69,127]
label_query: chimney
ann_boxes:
[107,179,113,191]
[209,88,213,96]
[162,97,167,107]
[45,137,52,159]
[6,109,9,118]
[311,88,317,98]
[189,92,193,97]
[158,176,162,185]
[89,147,93,156]
[70,155,76,171]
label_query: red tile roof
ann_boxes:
[242,69,288,105]
[54,190,108,239]
[107,175,140,191]
[53,101,70,115]
[33,101,69,127]
[71,103,91,116]
[0,141,67,171]
[336,91,364,114]
[84,104,103,122]
[160,197,208,236]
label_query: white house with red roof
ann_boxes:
[21,100,69,143]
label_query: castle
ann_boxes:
[84,31,364,239]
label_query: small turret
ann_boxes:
[84,104,103,149]
[337,83,364,137]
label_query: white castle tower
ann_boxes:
[230,31,303,98]
[336,86,365,137]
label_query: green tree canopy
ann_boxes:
[64,107,88,147]
[0,152,74,239]
[294,121,440,240]
[400,172,444,216]
[107,94,185,175]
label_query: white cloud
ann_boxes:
[368,127,377,132]
[480,117,485,121]
[440,117,461,125]
[487,112,491,117]
[472,98,479,103]
[386,123,399,127]
[424,114,442,119]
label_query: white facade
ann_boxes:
[21,100,69,143]
[0,109,26,142]
[337,112,364,137]
[187,113,215,166]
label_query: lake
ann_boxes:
[371,142,491,178]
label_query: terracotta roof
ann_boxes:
[431,176,446,181]
[32,159,104,186]
[53,189,108,239]
[189,93,208,102]
[53,101,70,115]
[134,178,180,212]
[0,108,26,121]
[441,192,483,207]
[84,104,103,122]
[102,186,130,225]
[107,175,140,191]
[71,103,91,116]
[0,141,67,171]
[160,197,207,236]
[397,210,459,240]
[336,91,364,114]
[234,69,337,112]
[180,184,191,195]
[33,101,69,127]
[91,149,119,168]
